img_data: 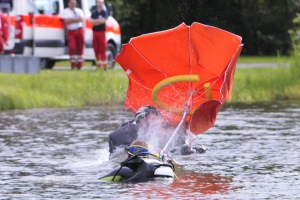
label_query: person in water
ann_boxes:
[100,140,175,182]
[127,140,149,158]
[108,105,206,160]
[108,105,160,157]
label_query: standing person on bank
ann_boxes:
[0,10,9,55]
[61,0,85,70]
[89,0,108,70]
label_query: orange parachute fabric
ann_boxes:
[115,22,243,135]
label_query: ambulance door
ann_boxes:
[0,0,15,51]
[81,0,94,60]
[32,0,65,57]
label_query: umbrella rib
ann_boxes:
[127,76,153,91]
[164,82,190,100]
[129,42,170,77]
[127,28,236,107]
[126,75,198,103]
[160,94,189,105]
[191,78,220,103]
[127,69,195,107]
[160,82,194,105]
[129,41,196,104]
[188,25,192,76]
[191,60,236,103]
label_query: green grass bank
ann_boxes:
[0,69,128,111]
[231,67,300,102]
[237,55,291,63]
[54,56,291,67]
[0,56,299,111]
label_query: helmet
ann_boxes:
[127,140,149,157]
[133,105,160,123]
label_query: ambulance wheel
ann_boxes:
[40,59,55,69]
[107,43,116,69]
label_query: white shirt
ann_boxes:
[61,8,84,30]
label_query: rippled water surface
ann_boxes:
[0,102,299,199]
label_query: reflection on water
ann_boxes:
[0,102,299,199]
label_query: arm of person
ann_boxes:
[89,10,107,26]
[170,144,207,155]
[63,16,83,25]
[89,17,106,25]
[61,8,84,25]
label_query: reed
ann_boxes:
[231,66,300,102]
[1,57,300,111]
[230,38,300,102]
[238,55,291,63]
[0,69,128,110]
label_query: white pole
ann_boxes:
[162,93,193,153]
[162,110,188,152]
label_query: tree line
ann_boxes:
[107,0,300,55]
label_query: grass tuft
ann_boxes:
[0,69,128,111]
[1,56,299,111]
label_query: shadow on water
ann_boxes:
[0,101,299,199]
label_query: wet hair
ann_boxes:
[127,140,149,158]
[131,140,148,149]
[133,105,160,124]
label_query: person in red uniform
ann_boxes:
[0,10,9,54]
[61,0,84,70]
[89,0,108,70]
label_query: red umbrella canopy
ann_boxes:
[115,22,243,135]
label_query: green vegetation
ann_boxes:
[54,61,121,68]
[55,56,290,67]
[55,61,93,67]
[1,56,299,111]
[237,56,291,63]
[231,53,299,102]
[0,69,128,111]
[231,67,300,102]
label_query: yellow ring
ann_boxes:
[151,75,199,115]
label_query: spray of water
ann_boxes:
[136,117,189,154]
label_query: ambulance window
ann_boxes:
[0,0,13,11]
[35,0,59,15]
[87,0,96,12]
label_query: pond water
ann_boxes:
[0,102,299,199]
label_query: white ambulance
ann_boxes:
[0,0,121,69]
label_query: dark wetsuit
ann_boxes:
[109,120,138,153]
[170,144,206,155]
[99,156,174,182]
[108,120,206,156]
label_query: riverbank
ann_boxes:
[0,63,299,111]
[231,66,300,102]
[55,55,292,68]
[0,69,127,110]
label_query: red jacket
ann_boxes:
[0,14,9,44]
